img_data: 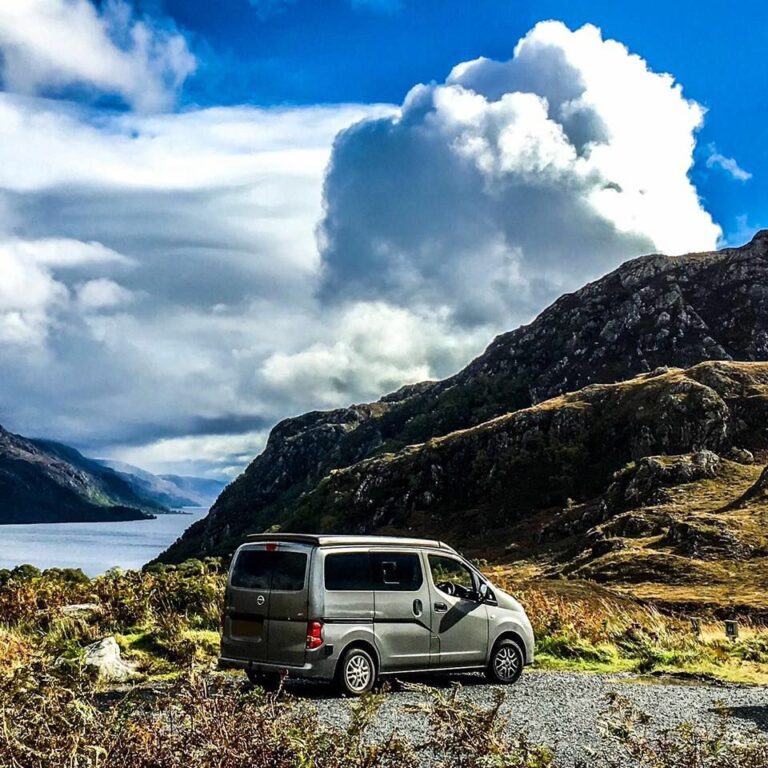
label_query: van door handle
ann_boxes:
[412,599,423,616]
[434,602,448,613]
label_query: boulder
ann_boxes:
[61,603,100,617]
[83,636,136,681]
[727,447,755,465]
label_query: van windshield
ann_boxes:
[231,549,307,591]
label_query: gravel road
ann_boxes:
[283,670,768,766]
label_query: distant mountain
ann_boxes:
[159,231,768,566]
[98,460,225,509]
[158,474,226,508]
[0,433,163,524]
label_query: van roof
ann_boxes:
[243,533,458,553]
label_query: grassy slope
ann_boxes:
[1,563,766,687]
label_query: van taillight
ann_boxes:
[306,620,324,650]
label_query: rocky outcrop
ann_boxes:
[540,450,723,541]
[161,232,768,562]
[663,519,753,560]
[281,364,768,539]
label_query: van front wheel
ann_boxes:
[337,647,376,696]
[486,639,524,685]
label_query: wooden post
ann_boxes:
[690,617,701,636]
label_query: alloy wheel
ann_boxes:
[493,645,520,681]
[344,653,372,693]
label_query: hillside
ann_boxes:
[0,432,163,524]
[98,460,225,509]
[287,362,768,615]
[161,232,768,584]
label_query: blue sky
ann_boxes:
[0,0,763,477]
[167,0,765,240]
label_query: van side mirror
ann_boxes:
[477,582,489,603]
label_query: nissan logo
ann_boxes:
[257,595,265,606]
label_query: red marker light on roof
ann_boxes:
[265,542,278,552]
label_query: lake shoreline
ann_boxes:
[0,508,208,576]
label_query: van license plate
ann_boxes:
[231,617,264,639]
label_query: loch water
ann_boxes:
[0,508,208,576]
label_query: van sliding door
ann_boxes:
[371,550,432,671]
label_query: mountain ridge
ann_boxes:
[0,432,163,524]
[160,232,768,565]
[97,460,225,509]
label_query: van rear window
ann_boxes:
[271,552,307,591]
[231,549,307,591]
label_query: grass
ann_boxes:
[1,561,766,687]
[484,573,768,684]
[0,562,766,765]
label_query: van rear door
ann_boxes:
[265,544,310,667]
[227,544,272,662]
[225,543,310,667]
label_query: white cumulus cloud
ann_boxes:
[318,21,720,329]
[0,0,195,111]
[77,278,135,310]
[0,20,730,478]
[262,302,487,407]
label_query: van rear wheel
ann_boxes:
[486,639,524,685]
[336,647,376,696]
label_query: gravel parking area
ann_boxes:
[286,670,768,766]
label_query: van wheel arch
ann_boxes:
[334,640,381,674]
[490,631,527,664]
[335,640,380,680]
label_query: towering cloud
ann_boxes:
[318,21,720,327]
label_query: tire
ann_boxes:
[246,669,281,691]
[485,639,524,685]
[336,647,377,696]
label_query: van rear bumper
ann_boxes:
[218,653,337,681]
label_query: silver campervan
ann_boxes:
[219,534,534,695]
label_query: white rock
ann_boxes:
[83,636,136,681]
[61,603,100,616]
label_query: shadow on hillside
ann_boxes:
[713,705,768,733]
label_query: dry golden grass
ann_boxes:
[486,571,768,683]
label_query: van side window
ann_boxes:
[325,553,373,590]
[372,552,423,591]
[428,555,476,600]
[231,549,307,591]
